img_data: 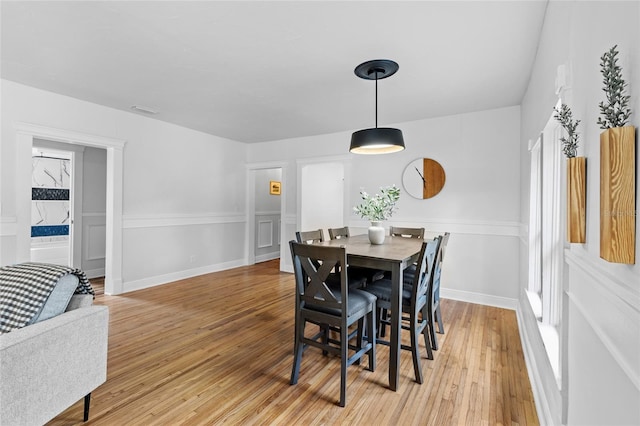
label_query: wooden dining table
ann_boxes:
[314,233,423,391]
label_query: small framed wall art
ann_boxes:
[270,180,281,195]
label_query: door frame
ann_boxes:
[16,122,126,295]
[245,161,287,270]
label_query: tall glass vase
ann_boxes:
[368,221,385,245]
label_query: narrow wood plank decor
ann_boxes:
[48,261,538,425]
[600,126,636,263]
[567,157,586,243]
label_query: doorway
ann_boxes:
[15,123,125,294]
[245,161,287,271]
[299,162,344,232]
[253,168,282,264]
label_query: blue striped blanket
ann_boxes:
[0,263,94,334]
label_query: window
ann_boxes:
[528,101,564,383]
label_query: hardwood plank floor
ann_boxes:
[49,260,538,425]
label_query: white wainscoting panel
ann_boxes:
[85,224,106,261]
[565,249,640,390]
[257,220,273,249]
[82,212,106,278]
[255,212,280,263]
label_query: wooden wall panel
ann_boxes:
[600,126,636,264]
[567,157,586,243]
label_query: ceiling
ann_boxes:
[1,1,548,144]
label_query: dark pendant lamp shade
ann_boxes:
[350,59,405,154]
[350,128,405,154]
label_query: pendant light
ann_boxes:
[350,59,405,154]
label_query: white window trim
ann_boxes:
[527,101,565,386]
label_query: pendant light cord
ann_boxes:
[375,70,378,129]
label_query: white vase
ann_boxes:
[368,221,385,245]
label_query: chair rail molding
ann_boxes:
[122,213,245,229]
[351,218,521,237]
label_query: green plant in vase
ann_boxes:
[597,45,631,129]
[554,103,585,243]
[354,185,400,244]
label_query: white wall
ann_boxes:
[248,105,522,307]
[1,80,248,293]
[519,1,640,424]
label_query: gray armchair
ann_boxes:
[0,301,109,425]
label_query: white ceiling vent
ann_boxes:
[130,105,158,115]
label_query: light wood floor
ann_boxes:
[49,260,538,425]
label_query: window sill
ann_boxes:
[526,291,561,387]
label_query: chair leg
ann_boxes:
[355,318,364,366]
[339,320,348,407]
[421,306,434,360]
[378,308,387,337]
[367,309,376,372]
[83,393,91,421]
[435,304,445,334]
[290,318,304,385]
[429,309,439,351]
[410,313,423,384]
[321,324,329,356]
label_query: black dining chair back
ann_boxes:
[364,236,441,384]
[296,229,325,244]
[429,232,450,349]
[328,226,384,285]
[328,226,350,240]
[289,241,376,407]
[378,226,426,336]
[389,226,425,239]
[296,228,366,289]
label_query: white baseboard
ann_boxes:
[84,267,105,279]
[124,259,246,293]
[441,288,518,310]
[255,252,279,263]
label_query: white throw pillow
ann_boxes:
[28,274,79,324]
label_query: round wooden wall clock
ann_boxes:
[402,158,446,199]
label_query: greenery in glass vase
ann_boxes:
[353,185,401,222]
[553,103,580,158]
[597,45,632,129]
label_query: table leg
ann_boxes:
[389,262,402,391]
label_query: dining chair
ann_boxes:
[327,226,385,285]
[429,232,450,350]
[379,226,425,336]
[296,229,367,289]
[289,241,376,407]
[294,229,366,352]
[388,226,425,282]
[295,229,325,245]
[363,236,441,384]
[389,226,425,239]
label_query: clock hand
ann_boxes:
[415,167,427,188]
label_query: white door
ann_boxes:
[30,147,74,266]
